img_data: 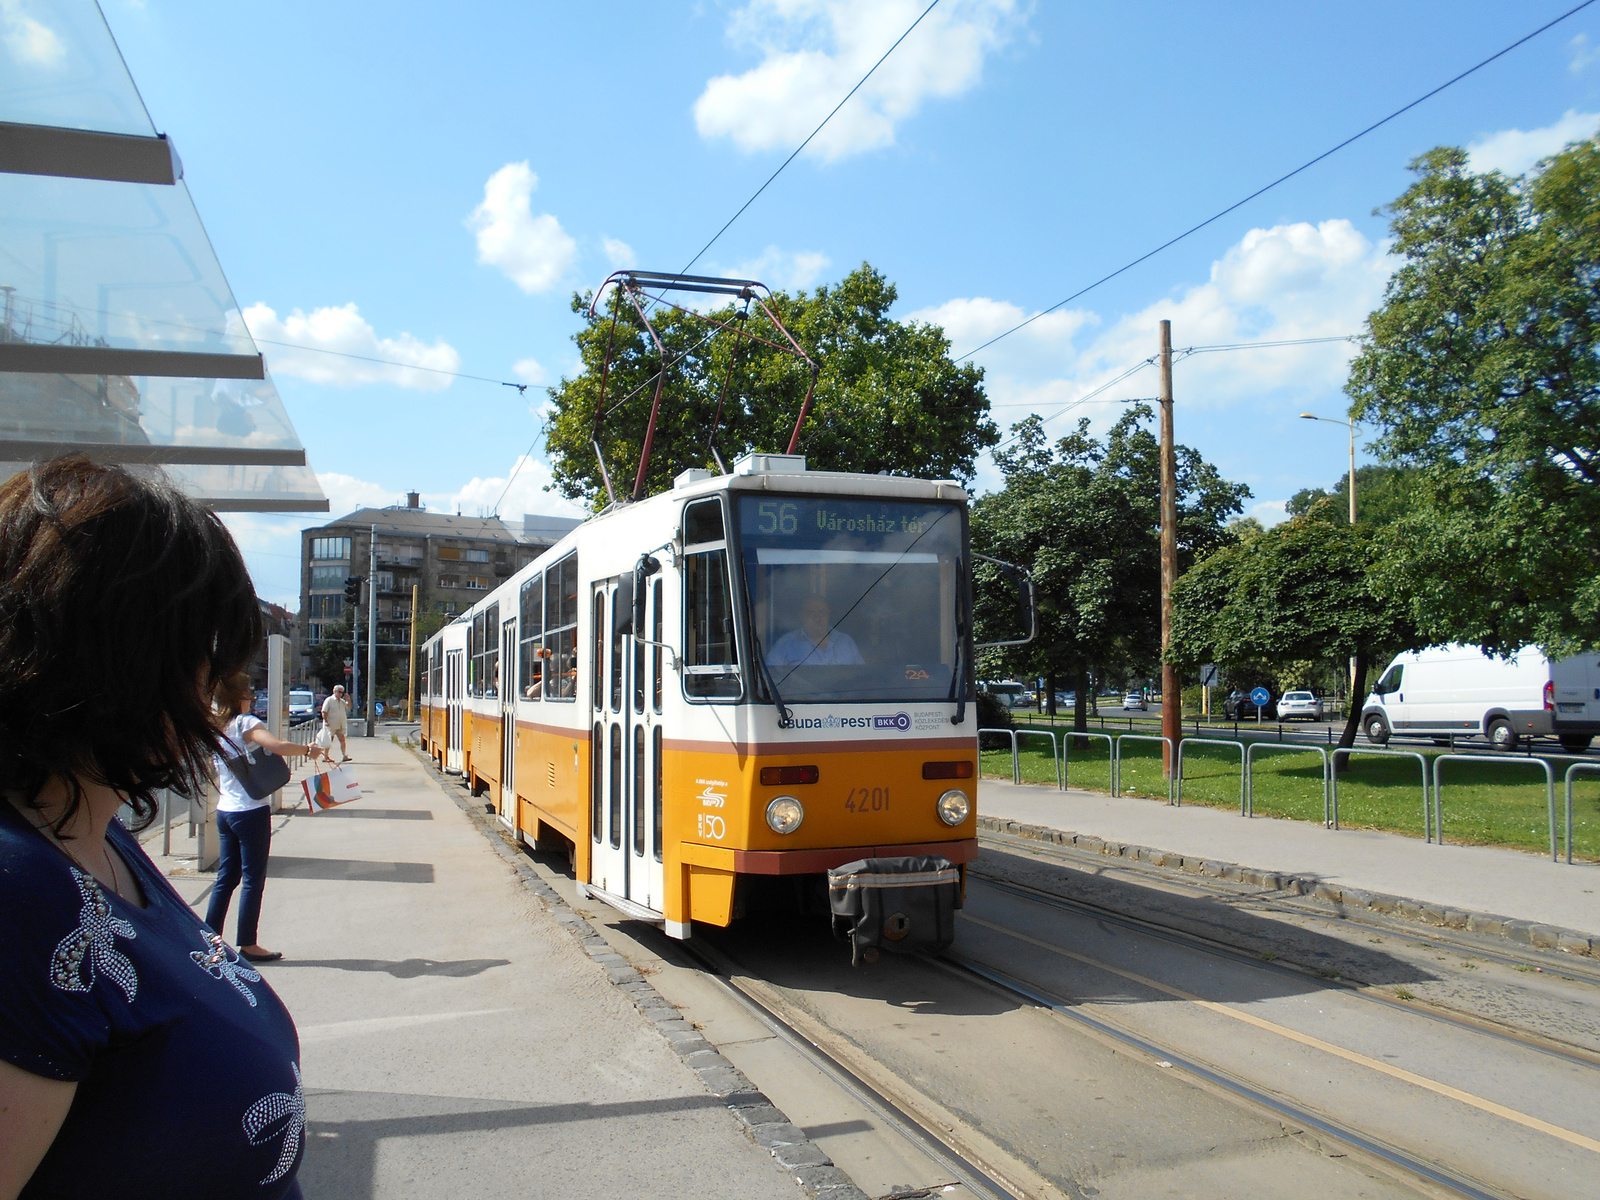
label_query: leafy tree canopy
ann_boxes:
[544,264,997,505]
[1347,139,1600,653]
[1285,464,1422,526]
[971,408,1248,724]
[1169,508,1417,747]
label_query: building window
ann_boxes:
[463,575,488,590]
[436,573,459,589]
[307,594,343,620]
[437,546,461,561]
[308,622,325,645]
[465,548,490,563]
[375,570,396,591]
[309,564,344,590]
[311,537,352,560]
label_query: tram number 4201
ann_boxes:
[844,787,889,814]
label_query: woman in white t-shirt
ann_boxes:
[205,673,329,962]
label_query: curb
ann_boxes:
[413,748,871,1200]
[977,814,1597,958]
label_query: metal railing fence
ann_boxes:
[1174,738,1246,811]
[1061,730,1115,793]
[1565,763,1600,865]
[1245,741,1331,823]
[1433,754,1558,862]
[1114,734,1175,804]
[1330,748,1433,840]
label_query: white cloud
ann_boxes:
[317,472,403,517]
[919,218,1391,455]
[602,236,637,269]
[512,357,547,386]
[1570,33,1600,74]
[1,0,65,66]
[724,245,832,291]
[242,302,460,391]
[694,0,1023,161]
[1466,109,1600,176]
[219,512,305,610]
[467,162,577,294]
[1248,500,1289,528]
[423,456,590,522]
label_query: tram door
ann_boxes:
[627,579,664,912]
[589,581,626,895]
[444,649,465,774]
[499,618,517,829]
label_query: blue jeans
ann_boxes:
[205,806,272,947]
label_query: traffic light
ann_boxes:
[344,576,363,606]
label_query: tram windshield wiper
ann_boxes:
[749,631,794,728]
[948,558,966,726]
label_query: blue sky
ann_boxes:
[84,0,1600,607]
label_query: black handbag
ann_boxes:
[221,741,292,800]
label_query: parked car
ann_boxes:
[1276,690,1323,721]
[1221,688,1272,720]
[1121,691,1148,711]
[1053,691,1076,707]
[1362,644,1599,752]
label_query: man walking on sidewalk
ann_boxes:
[322,685,352,762]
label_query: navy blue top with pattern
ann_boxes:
[0,799,304,1199]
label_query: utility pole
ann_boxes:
[350,585,361,720]
[407,583,419,721]
[1159,320,1182,778]
[367,524,378,736]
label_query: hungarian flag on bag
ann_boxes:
[302,765,361,814]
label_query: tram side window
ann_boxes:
[519,573,543,700]
[683,499,740,700]
[469,611,485,698]
[592,591,605,707]
[482,602,500,699]
[652,579,663,714]
[543,552,579,700]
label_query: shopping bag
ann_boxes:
[302,765,361,814]
[314,723,334,752]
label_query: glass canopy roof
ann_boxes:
[0,0,325,511]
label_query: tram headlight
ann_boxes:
[766,796,804,835]
[936,789,970,826]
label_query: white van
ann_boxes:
[1362,644,1600,753]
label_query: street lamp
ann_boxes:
[1299,412,1356,525]
[1301,412,1359,704]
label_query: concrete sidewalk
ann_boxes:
[979,779,1600,944]
[153,737,804,1200]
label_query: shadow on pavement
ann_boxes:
[267,856,435,884]
[303,808,434,821]
[271,957,510,979]
[299,1089,726,1198]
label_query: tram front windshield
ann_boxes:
[738,496,965,703]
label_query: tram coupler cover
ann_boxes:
[827,856,962,966]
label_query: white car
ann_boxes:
[1276,690,1323,721]
[1121,691,1147,711]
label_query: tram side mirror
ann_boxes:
[973,554,1037,650]
[632,554,660,635]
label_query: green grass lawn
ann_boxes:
[979,725,1600,861]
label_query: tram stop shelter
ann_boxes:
[0,0,326,514]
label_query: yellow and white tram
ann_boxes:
[420,452,987,940]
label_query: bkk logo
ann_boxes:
[788,712,910,731]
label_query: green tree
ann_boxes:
[1285,464,1422,526]
[1347,139,1600,654]
[971,408,1249,730]
[309,616,352,692]
[544,264,997,504]
[1169,511,1416,752]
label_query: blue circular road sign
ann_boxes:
[1250,687,1270,706]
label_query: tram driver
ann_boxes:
[766,596,865,667]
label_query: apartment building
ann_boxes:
[296,493,581,678]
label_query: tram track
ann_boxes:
[935,952,1512,1200]
[977,828,1600,990]
[677,934,1030,1200]
[969,864,1600,1071]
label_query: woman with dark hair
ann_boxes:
[208,671,327,963]
[0,458,306,1199]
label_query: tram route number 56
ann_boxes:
[844,787,889,814]
[756,502,798,535]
